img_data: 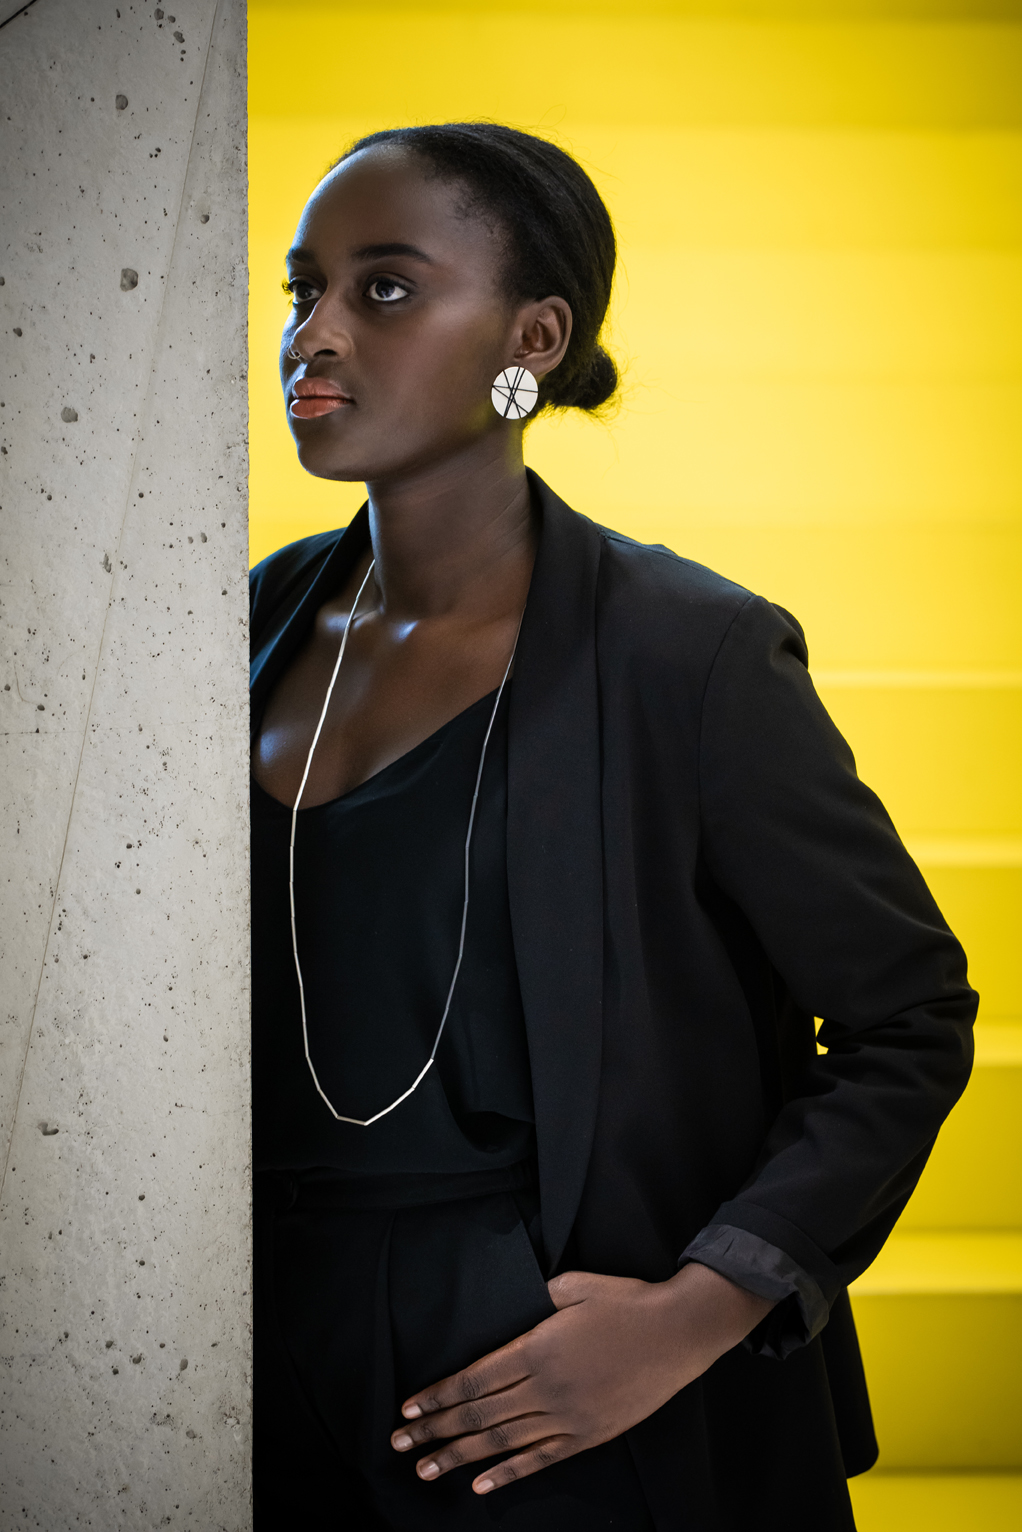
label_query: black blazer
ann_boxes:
[251,472,976,1530]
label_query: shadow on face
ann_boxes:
[280,145,558,487]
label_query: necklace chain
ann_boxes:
[288,558,521,1127]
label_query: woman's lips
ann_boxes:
[290,396,349,418]
[290,377,353,419]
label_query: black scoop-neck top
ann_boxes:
[250,686,536,1177]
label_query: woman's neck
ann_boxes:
[364,431,535,622]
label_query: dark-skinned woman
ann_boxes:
[250,125,975,1532]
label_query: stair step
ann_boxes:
[850,1235,1022,1467]
[873,1024,1022,1229]
[852,1233,1022,1293]
[973,1022,1022,1066]
[849,1472,1022,1532]
[919,866,1022,1020]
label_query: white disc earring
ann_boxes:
[491,366,538,420]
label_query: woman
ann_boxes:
[249,124,975,1531]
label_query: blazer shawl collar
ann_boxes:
[510,471,605,1273]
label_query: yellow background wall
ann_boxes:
[249,3,1022,1523]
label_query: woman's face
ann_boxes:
[280,146,563,485]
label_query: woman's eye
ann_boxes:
[366,277,409,304]
[283,278,321,306]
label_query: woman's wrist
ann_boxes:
[652,1259,776,1372]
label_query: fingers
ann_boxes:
[472,1436,574,1494]
[399,1334,533,1423]
[404,1414,559,1482]
[393,1322,580,1494]
[392,1382,531,1452]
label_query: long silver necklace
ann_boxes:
[289,558,521,1127]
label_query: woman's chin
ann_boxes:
[292,434,372,483]
[299,458,373,484]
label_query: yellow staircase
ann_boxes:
[849,1025,1022,1473]
[831,681,1022,1521]
[838,749,1022,1511]
[248,3,1022,1523]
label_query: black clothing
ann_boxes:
[254,1174,656,1530]
[251,650,640,1523]
[251,556,819,1314]
[250,686,534,1176]
[250,472,977,1529]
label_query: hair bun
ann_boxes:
[547,345,617,413]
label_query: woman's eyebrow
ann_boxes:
[284,242,436,269]
[349,242,435,264]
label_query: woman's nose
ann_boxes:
[293,301,353,361]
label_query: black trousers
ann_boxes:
[254,1174,656,1531]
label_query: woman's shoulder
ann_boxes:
[593,521,808,674]
[596,521,769,627]
[597,523,751,610]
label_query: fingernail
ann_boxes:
[403,1404,422,1419]
[419,1461,439,1480]
[393,1434,412,1451]
[476,1479,495,1494]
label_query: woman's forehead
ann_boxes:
[295,148,490,262]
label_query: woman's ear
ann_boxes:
[512,297,572,380]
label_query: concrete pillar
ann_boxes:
[0,1,251,1524]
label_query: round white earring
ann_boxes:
[491,366,538,420]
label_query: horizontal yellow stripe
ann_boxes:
[818,1024,1022,1065]
[249,121,1022,251]
[851,1234,1022,1295]
[815,670,1022,688]
[905,838,1022,867]
[249,13,1022,131]
[974,1022,1022,1067]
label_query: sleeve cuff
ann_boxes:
[679,1222,830,1360]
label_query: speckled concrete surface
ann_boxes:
[0,1,251,1525]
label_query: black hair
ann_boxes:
[335,123,618,414]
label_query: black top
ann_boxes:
[250,685,535,1176]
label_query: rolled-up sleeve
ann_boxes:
[680,1223,828,1359]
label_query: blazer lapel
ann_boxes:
[249,505,370,741]
[509,471,605,1272]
